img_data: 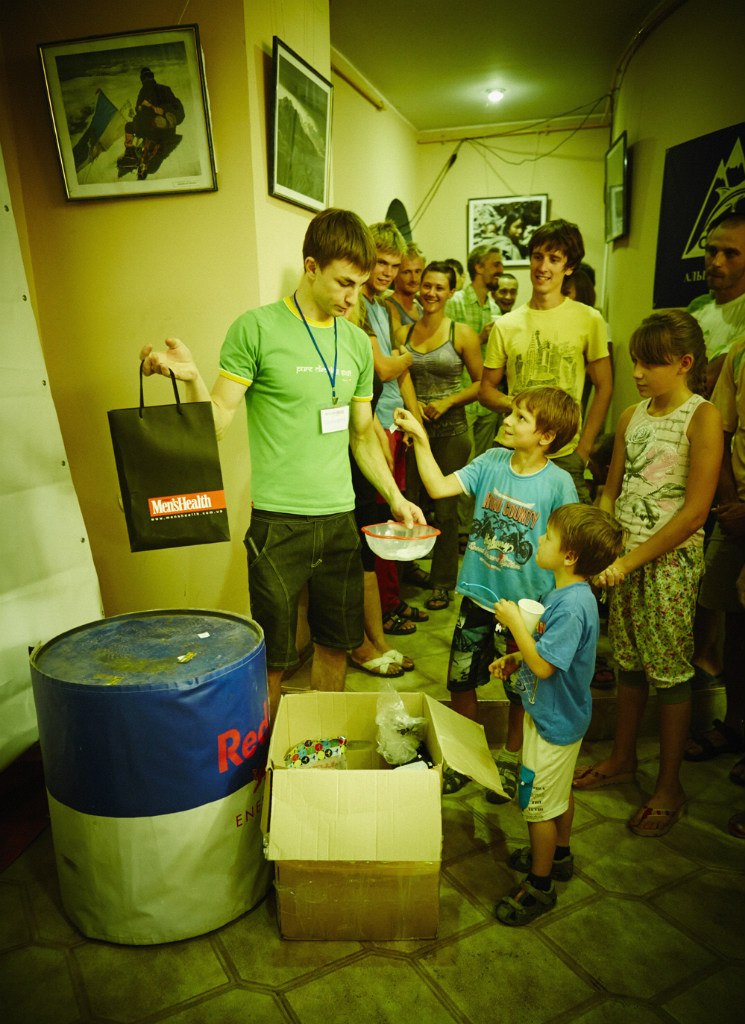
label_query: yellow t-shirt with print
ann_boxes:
[484,298,609,458]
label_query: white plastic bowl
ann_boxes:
[361,522,441,561]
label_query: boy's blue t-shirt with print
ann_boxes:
[512,581,599,745]
[455,448,578,610]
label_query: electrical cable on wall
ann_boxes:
[409,142,463,230]
[409,94,610,232]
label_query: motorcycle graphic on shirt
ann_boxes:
[469,499,536,571]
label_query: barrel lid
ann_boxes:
[31,609,263,688]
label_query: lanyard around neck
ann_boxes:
[293,292,339,405]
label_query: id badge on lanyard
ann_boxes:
[320,404,350,433]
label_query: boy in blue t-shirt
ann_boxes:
[490,503,624,926]
[394,386,579,792]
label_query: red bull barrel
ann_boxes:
[30,609,271,944]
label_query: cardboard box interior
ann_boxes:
[262,691,504,940]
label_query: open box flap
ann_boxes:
[264,768,442,862]
[424,696,505,796]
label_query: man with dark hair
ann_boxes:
[492,272,519,315]
[688,211,745,395]
[479,219,612,502]
[447,245,503,346]
[140,209,423,716]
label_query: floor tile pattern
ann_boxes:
[2,578,743,1023]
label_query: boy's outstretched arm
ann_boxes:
[494,599,556,679]
[392,408,463,499]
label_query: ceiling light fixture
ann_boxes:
[487,88,506,104]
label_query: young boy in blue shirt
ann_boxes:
[490,503,624,925]
[394,386,579,794]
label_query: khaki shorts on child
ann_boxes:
[520,714,582,822]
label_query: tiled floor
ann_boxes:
[2,579,744,1024]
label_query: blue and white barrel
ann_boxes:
[30,609,272,944]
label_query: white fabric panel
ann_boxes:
[0,141,102,771]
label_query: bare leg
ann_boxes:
[451,688,477,720]
[363,570,387,650]
[649,696,690,808]
[527,819,558,877]
[556,791,575,847]
[692,604,723,678]
[268,668,282,722]
[527,795,574,877]
[352,571,388,662]
[505,703,525,753]
[311,643,347,693]
[588,679,647,776]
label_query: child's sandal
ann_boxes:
[495,880,557,926]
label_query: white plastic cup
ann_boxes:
[518,598,544,634]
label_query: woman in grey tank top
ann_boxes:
[395,261,483,610]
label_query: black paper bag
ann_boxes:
[108,365,230,551]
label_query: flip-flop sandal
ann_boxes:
[425,588,450,611]
[382,611,416,636]
[348,653,404,678]
[385,649,415,672]
[683,719,744,762]
[495,880,557,926]
[729,754,745,787]
[628,801,686,837]
[572,764,635,789]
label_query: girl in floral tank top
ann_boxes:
[573,311,723,838]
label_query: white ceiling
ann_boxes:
[329,0,675,134]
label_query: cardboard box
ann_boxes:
[263,691,504,940]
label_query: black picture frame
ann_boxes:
[605,132,629,242]
[269,37,332,212]
[39,25,217,200]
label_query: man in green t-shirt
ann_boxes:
[140,209,424,718]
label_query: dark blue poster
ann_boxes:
[653,122,745,308]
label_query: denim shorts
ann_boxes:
[245,509,364,670]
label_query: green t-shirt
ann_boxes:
[219,297,373,514]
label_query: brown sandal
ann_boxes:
[425,588,450,611]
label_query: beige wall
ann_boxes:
[331,71,420,224]
[606,0,745,418]
[412,127,608,303]
[0,0,330,620]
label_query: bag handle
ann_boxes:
[139,361,182,418]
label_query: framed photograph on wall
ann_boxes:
[39,25,217,201]
[605,132,629,242]
[467,195,548,265]
[270,37,332,212]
